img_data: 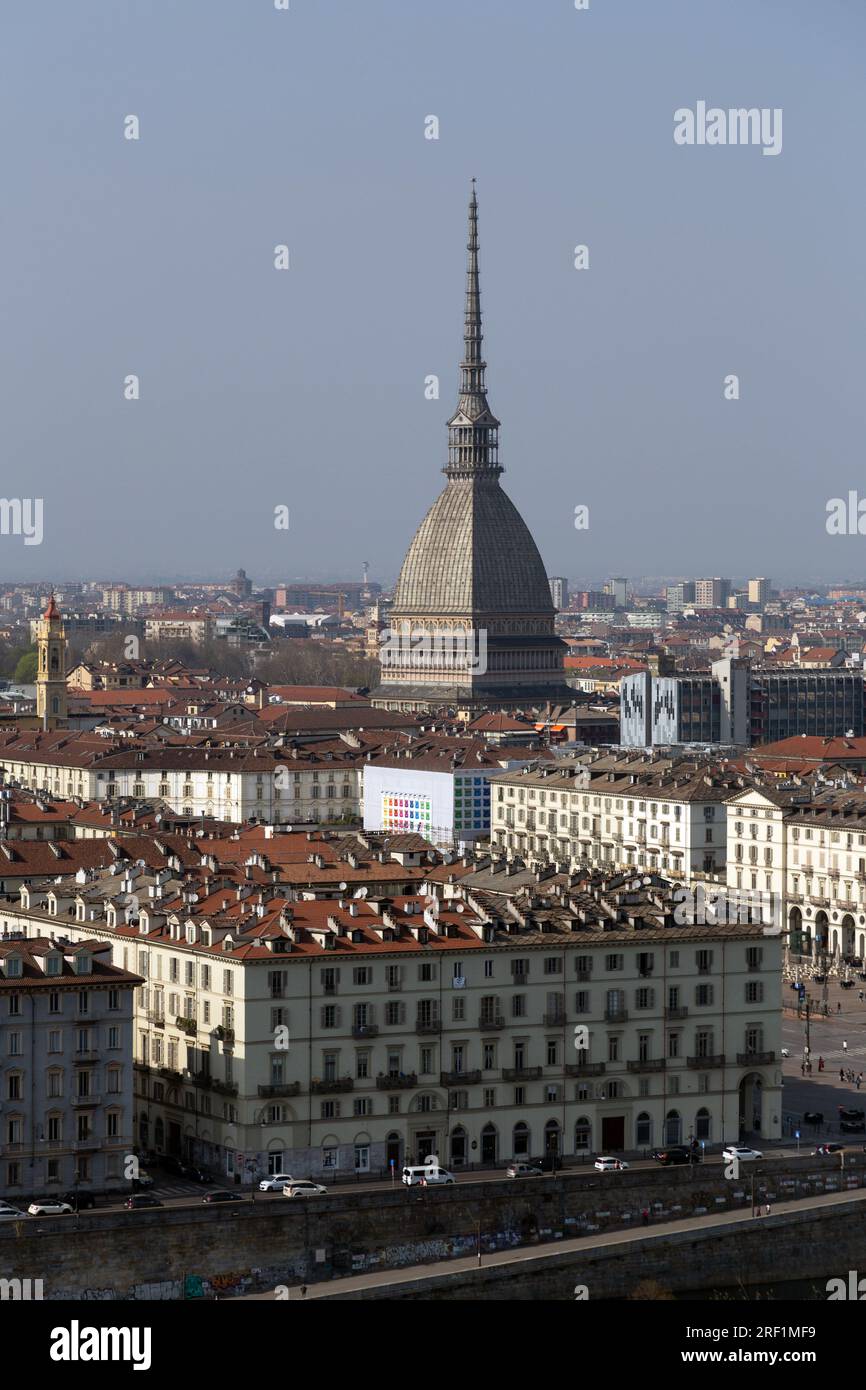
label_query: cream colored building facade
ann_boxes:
[489,758,736,883]
[3,875,782,1180]
[726,785,866,965]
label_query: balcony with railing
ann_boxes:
[665,1006,688,1019]
[440,1070,481,1087]
[258,1082,301,1098]
[503,1066,542,1081]
[604,1009,628,1023]
[627,1058,666,1073]
[311,1077,354,1094]
[686,1054,725,1068]
[376,1072,418,1090]
[478,1014,505,1030]
[146,1010,165,1028]
[175,1015,197,1036]
[71,1093,101,1107]
[415,1019,442,1035]
[352,1023,379,1039]
[565,1061,606,1076]
[737,1051,775,1066]
[543,1013,567,1027]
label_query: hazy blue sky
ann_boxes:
[1,0,864,587]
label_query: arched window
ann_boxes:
[574,1116,591,1151]
[636,1111,652,1148]
[665,1109,682,1145]
[695,1107,711,1141]
[512,1121,530,1157]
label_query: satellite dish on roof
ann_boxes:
[339,881,348,891]
[354,886,368,899]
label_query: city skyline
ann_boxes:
[1,0,864,583]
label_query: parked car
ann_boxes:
[651,1146,693,1166]
[202,1191,243,1204]
[259,1173,295,1192]
[183,1166,213,1184]
[722,1144,763,1162]
[282,1181,327,1198]
[124,1194,163,1210]
[594,1156,628,1172]
[505,1162,543,1178]
[401,1165,455,1186]
[839,1107,865,1122]
[813,1143,845,1155]
[158,1155,186,1176]
[61,1191,96,1210]
[27,1200,73,1216]
[0,1203,25,1221]
[841,1119,866,1133]
[804,1111,824,1125]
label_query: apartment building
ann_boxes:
[0,733,363,825]
[489,755,739,882]
[4,870,781,1177]
[726,784,866,965]
[0,936,139,1201]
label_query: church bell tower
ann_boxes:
[36,593,67,729]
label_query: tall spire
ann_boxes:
[445,182,502,479]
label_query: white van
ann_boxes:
[401,1165,456,1187]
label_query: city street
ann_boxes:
[782,974,866,1136]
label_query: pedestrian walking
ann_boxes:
[838,1002,843,1015]
[642,1208,649,1227]
[843,1039,848,1052]
[819,1056,825,1072]
[859,991,864,1003]
[300,1285,307,1299]
[858,1075,863,1091]
[801,1062,805,1075]
[764,1203,771,1217]
[841,1068,846,1082]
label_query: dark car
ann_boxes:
[124,1194,164,1210]
[652,1144,701,1166]
[839,1107,865,1122]
[61,1191,96,1211]
[184,1166,213,1184]
[159,1155,186,1176]
[804,1111,824,1125]
[814,1143,844,1155]
[202,1191,243,1204]
[841,1119,866,1133]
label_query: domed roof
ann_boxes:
[392,476,554,617]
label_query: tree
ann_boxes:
[13,649,38,683]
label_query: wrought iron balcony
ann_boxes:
[376,1072,418,1090]
[175,1016,197,1036]
[627,1058,666,1073]
[665,1006,688,1019]
[503,1066,542,1081]
[565,1061,606,1077]
[71,1094,101,1107]
[737,1051,775,1066]
[543,1013,567,1027]
[258,1083,301,1098]
[440,1070,481,1087]
[687,1054,725,1068]
[352,1024,379,1039]
[575,970,592,982]
[478,1015,505,1029]
[604,1009,628,1023]
[415,1019,442,1035]
[310,1077,354,1094]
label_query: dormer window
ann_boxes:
[45,954,63,977]
[74,954,92,976]
[4,956,22,978]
